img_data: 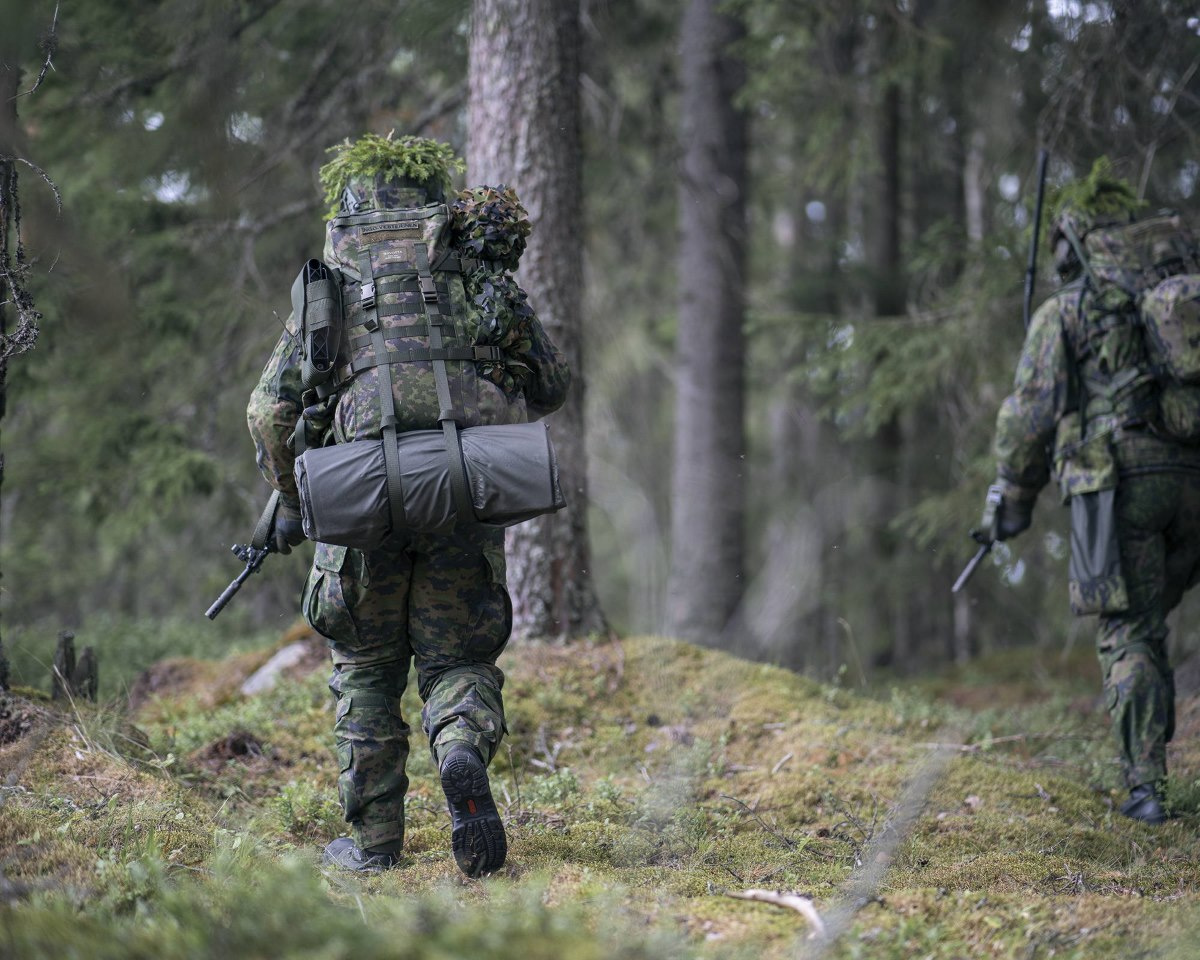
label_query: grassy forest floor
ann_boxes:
[2,625,1200,959]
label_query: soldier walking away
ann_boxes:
[246,134,570,874]
[983,158,1200,825]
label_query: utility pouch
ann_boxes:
[1067,488,1129,615]
[294,421,566,549]
[1053,410,1118,501]
[291,259,343,391]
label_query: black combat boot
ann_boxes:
[439,745,507,877]
[1119,783,1168,825]
[322,837,399,872]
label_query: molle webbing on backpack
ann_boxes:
[332,345,502,382]
[416,241,474,524]
[359,250,408,536]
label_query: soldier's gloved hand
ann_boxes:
[272,499,307,554]
[979,482,1034,542]
[994,497,1033,541]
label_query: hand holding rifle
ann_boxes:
[205,490,299,620]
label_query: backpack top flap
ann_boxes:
[323,202,450,279]
[1084,212,1195,294]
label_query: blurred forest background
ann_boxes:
[2,0,1200,690]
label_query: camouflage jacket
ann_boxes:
[993,282,1200,504]
[247,291,570,506]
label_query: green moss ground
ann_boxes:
[2,632,1199,958]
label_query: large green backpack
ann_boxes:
[288,190,563,544]
[1072,212,1200,441]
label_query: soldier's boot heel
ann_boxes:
[1120,783,1168,825]
[440,746,506,877]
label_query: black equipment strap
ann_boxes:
[416,242,474,525]
[360,250,407,536]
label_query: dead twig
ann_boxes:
[720,794,798,849]
[12,3,59,100]
[725,888,826,940]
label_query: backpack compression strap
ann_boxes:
[416,242,475,526]
[359,251,409,537]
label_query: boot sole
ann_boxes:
[441,751,507,877]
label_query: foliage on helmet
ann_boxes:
[1046,156,1145,243]
[318,132,465,219]
[450,186,532,271]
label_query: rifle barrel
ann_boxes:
[952,542,993,594]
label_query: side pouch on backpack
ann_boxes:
[1053,411,1118,502]
[1067,488,1129,615]
[291,259,343,391]
[1139,274,1200,384]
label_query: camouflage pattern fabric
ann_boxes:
[306,529,511,852]
[449,185,531,271]
[246,313,303,504]
[1098,472,1200,787]
[339,171,442,214]
[447,186,569,408]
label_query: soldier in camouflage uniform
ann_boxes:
[987,164,1200,825]
[247,136,570,873]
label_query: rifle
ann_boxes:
[205,491,279,620]
[951,485,1002,594]
[951,531,994,595]
[954,152,1050,594]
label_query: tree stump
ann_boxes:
[51,631,97,702]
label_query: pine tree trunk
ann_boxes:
[0,61,19,691]
[467,0,607,640]
[0,63,18,689]
[664,0,748,645]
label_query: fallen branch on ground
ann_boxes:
[725,888,826,940]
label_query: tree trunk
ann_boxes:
[0,62,18,690]
[664,0,748,646]
[870,12,913,667]
[467,0,607,640]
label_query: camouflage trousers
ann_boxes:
[302,525,512,852]
[1096,471,1200,788]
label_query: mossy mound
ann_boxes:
[1,633,1199,958]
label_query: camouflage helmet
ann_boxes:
[318,132,465,219]
[1046,157,1144,280]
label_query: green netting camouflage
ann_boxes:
[449,186,531,271]
[447,186,537,397]
[463,271,538,396]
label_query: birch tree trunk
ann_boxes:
[664,0,748,645]
[467,0,607,640]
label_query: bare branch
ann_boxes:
[0,156,62,213]
[13,2,60,100]
[726,889,827,940]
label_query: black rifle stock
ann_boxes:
[205,491,280,620]
[951,533,994,594]
[205,542,273,620]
